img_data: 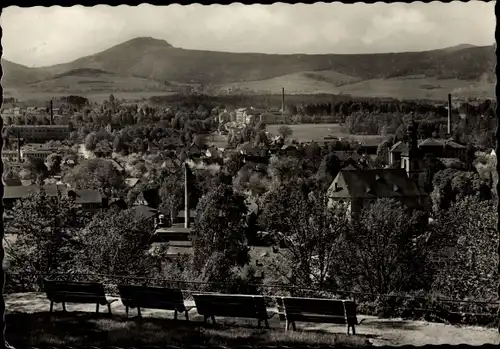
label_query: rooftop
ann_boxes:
[391,138,467,153]
[328,168,426,200]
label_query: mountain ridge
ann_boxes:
[1,37,495,97]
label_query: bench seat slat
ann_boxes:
[51,294,109,305]
[287,313,354,324]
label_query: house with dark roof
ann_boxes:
[280,144,300,156]
[390,138,467,165]
[68,189,106,211]
[3,184,105,212]
[327,168,429,219]
[126,205,160,223]
[187,144,203,159]
[239,145,269,163]
[3,184,67,210]
[357,138,385,155]
[2,178,22,187]
[125,177,141,189]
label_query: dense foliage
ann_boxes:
[3,93,498,327]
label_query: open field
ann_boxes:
[266,123,385,143]
[336,77,495,101]
[5,292,500,347]
[217,70,362,95]
[218,73,495,101]
[3,89,177,103]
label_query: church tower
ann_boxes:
[400,115,424,183]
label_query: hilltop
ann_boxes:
[2,37,496,100]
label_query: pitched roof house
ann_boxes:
[3,184,104,211]
[327,168,429,218]
[390,138,467,165]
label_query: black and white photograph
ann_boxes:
[0,2,498,347]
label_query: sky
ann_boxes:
[0,2,496,67]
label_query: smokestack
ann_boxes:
[447,93,452,136]
[49,100,53,125]
[184,162,190,229]
[281,87,285,116]
[17,132,21,163]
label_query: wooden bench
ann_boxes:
[43,279,118,314]
[192,293,275,328]
[118,284,194,320]
[277,296,358,334]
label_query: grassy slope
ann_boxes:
[217,70,362,94]
[7,74,495,103]
[1,59,52,86]
[217,73,495,100]
[6,311,369,347]
[22,73,169,93]
[3,68,178,102]
[2,89,177,103]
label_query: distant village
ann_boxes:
[1,90,495,262]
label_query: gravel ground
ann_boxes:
[5,292,500,347]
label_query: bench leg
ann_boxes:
[211,315,216,324]
[174,310,178,320]
[50,301,54,313]
[96,304,100,314]
[292,321,297,331]
[137,307,142,320]
[126,306,129,318]
[62,302,67,312]
[185,310,189,321]
[346,323,356,335]
[108,303,112,314]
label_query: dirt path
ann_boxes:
[5,292,500,347]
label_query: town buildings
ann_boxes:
[7,125,70,143]
[390,138,467,165]
[327,168,429,219]
[327,120,430,221]
[233,107,289,125]
[2,184,105,212]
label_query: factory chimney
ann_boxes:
[447,93,452,137]
[49,99,54,125]
[184,162,191,229]
[17,132,21,163]
[17,131,21,163]
[281,87,285,116]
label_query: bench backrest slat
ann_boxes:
[280,296,357,323]
[43,280,107,304]
[283,297,345,316]
[118,285,186,311]
[342,299,357,318]
[193,293,267,319]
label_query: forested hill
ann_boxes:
[2,37,495,86]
